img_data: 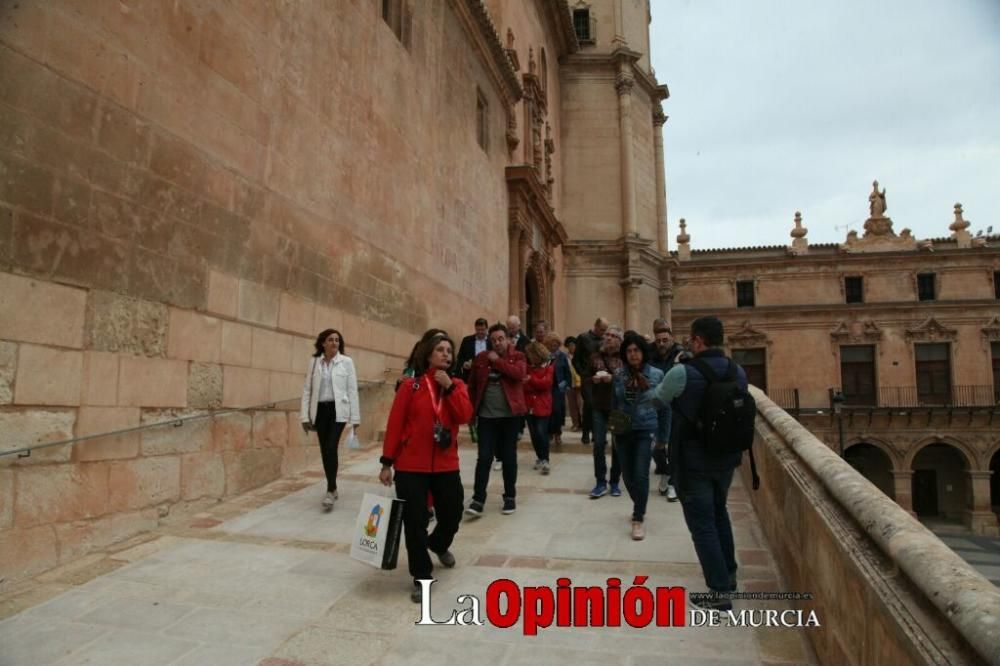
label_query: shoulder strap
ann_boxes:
[688,358,719,384]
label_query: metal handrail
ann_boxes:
[1,379,387,460]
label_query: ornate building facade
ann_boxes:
[671,189,1000,535]
[0,1,670,578]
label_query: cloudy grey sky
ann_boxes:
[649,0,1000,250]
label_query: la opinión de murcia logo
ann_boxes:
[414,577,820,632]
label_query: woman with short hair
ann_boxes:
[300,328,360,510]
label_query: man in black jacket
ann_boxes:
[649,319,684,501]
[458,318,491,381]
[572,317,608,445]
[457,318,491,443]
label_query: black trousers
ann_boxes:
[474,416,520,502]
[394,470,464,582]
[314,401,346,492]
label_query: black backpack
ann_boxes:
[688,358,760,490]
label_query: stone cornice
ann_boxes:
[672,300,1000,319]
[562,238,669,281]
[675,246,1000,272]
[534,0,579,56]
[451,0,523,106]
[560,51,667,99]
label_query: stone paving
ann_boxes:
[0,434,816,665]
[930,530,1000,588]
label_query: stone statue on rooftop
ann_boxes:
[869,180,887,219]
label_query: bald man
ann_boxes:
[506,315,529,353]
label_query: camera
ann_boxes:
[433,421,452,449]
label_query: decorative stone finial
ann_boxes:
[789,211,808,254]
[676,218,691,261]
[950,202,972,248]
[528,47,536,75]
[506,28,515,49]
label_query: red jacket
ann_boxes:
[524,364,554,417]
[467,348,527,416]
[382,375,473,473]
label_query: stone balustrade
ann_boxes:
[746,388,1000,664]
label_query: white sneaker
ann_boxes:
[322,491,336,509]
[533,459,542,471]
[666,485,678,502]
[493,460,502,471]
[658,475,670,495]
[540,460,550,475]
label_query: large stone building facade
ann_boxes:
[0,1,670,579]
[671,193,1000,535]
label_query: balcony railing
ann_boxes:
[765,387,800,413]
[831,385,999,409]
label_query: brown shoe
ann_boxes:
[631,521,645,541]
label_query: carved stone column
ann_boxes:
[653,110,668,254]
[508,225,523,317]
[659,281,672,323]
[616,67,637,237]
[519,231,531,320]
[891,470,915,515]
[620,277,642,331]
[966,471,999,536]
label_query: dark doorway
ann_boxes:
[732,348,767,393]
[913,469,938,516]
[525,270,539,335]
[844,443,894,499]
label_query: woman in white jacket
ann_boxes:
[301,328,360,509]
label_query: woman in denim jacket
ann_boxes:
[612,331,670,541]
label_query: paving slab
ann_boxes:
[0,439,816,665]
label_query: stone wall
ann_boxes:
[0,1,513,583]
[747,390,1000,664]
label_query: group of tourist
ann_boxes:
[299,314,748,611]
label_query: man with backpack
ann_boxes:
[652,316,758,612]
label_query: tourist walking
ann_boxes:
[524,341,554,474]
[379,330,473,603]
[466,324,527,517]
[612,332,669,540]
[301,328,360,510]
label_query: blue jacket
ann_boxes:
[612,364,670,443]
[551,350,572,396]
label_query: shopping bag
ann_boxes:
[347,430,361,450]
[350,491,405,570]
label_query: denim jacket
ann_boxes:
[612,364,670,443]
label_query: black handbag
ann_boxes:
[607,409,632,435]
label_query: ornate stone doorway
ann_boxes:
[506,166,565,329]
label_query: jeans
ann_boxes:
[679,464,738,592]
[591,410,620,484]
[615,429,653,521]
[474,416,519,502]
[527,414,550,462]
[394,470,464,582]
[314,401,346,492]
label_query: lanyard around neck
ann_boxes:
[424,374,443,421]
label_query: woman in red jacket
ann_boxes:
[524,341,554,475]
[379,330,473,603]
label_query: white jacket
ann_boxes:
[300,354,361,425]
